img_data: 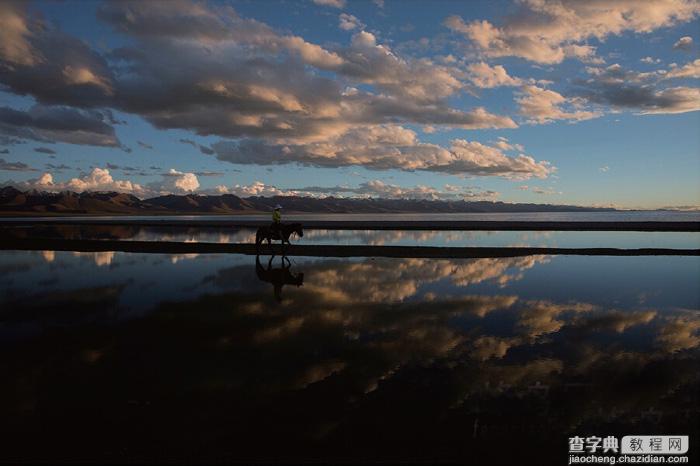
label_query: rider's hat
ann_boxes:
[274,204,282,209]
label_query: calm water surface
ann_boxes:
[2,210,700,222]
[1,249,699,463]
[4,224,700,249]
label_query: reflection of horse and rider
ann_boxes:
[254,204,305,301]
[255,204,304,251]
[255,255,304,302]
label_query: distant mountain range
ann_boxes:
[0,186,617,215]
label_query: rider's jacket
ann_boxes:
[272,210,281,223]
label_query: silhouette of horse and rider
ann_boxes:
[255,204,304,252]
[254,204,305,301]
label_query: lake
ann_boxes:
[3,224,700,249]
[2,210,700,223]
[1,244,699,463]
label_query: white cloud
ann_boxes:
[599,165,609,172]
[218,181,295,197]
[214,124,554,180]
[640,56,661,64]
[62,65,113,95]
[673,36,694,50]
[467,62,522,88]
[10,167,209,198]
[493,136,524,152]
[445,1,700,64]
[531,187,562,195]
[14,168,146,195]
[517,85,601,124]
[339,13,363,31]
[312,0,345,8]
[152,169,200,194]
[664,59,700,79]
[214,179,500,201]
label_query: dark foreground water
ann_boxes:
[1,249,699,464]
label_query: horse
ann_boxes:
[255,222,304,250]
[255,255,304,301]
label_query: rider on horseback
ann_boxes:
[271,204,282,239]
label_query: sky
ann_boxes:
[0,0,699,209]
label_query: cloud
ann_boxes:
[180,138,215,155]
[517,300,596,338]
[577,64,700,114]
[656,313,700,352]
[0,105,121,147]
[94,3,510,134]
[673,36,694,50]
[210,180,502,201]
[297,180,500,200]
[215,181,293,198]
[213,125,553,180]
[44,163,71,171]
[0,158,37,171]
[34,147,56,155]
[517,85,601,123]
[339,13,363,31]
[531,187,562,195]
[467,62,522,88]
[0,2,115,108]
[198,145,215,155]
[445,1,700,64]
[664,59,700,79]
[137,141,153,150]
[599,165,609,172]
[640,56,661,64]
[0,1,43,66]
[0,0,527,178]
[179,138,198,147]
[6,166,206,197]
[312,0,345,8]
[11,168,144,194]
[493,136,524,152]
[150,169,200,194]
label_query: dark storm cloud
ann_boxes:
[34,147,56,154]
[179,139,197,147]
[194,171,224,177]
[44,163,71,171]
[0,3,114,109]
[0,158,37,171]
[0,105,121,147]
[574,65,700,114]
[198,145,215,155]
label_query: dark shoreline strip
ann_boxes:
[0,219,699,231]
[2,238,698,258]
